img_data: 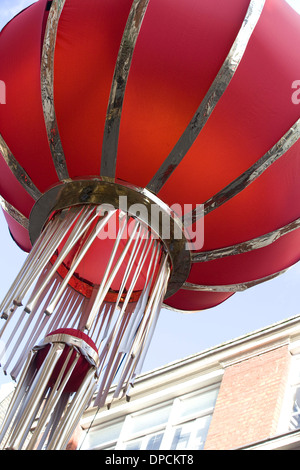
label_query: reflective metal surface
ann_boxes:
[25,206,96,314]
[101,0,150,178]
[146,0,265,194]
[84,213,140,330]
[29,179,192,298]
[0,134,41,201]
[192,216,300,262]
[45,210,117,316]
[39,332,100,368]
[41,0,69,181]
[183,268,287,292]
[0,205,172,440]
[0,195,29,229]
[186,118,300,226]
[0,334,99,450]
[93,249,170,407]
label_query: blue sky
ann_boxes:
[0,0,300,388]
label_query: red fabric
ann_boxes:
[35,328,97,394]
[57,213,158,290]
[165,290,234,312]
[0,0,59,193]
[54,0,134,177]
[1,0,300,311]
[2,210,31,252]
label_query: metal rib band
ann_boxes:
[39,333,100,368]
[0,134,41,201]
[41,0,69,181]
[192,216,300,262]
[183,269,287,293]
[146,0,265,194]
[100,0,150,178]
[186,118,300,226]
[0,195,29,229]
[28,179,191,298]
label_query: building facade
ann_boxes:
[2,313,300,450]
[75,314,300,450]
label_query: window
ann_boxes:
[126,403,172,437]
[170,415,212,450]
[124,432,164,450]
[290,387,300,430]
[81,384,219,450]
[81,418,124,450]
[161,386,219,450]
[288,356,300,431]
[123,402,172,450]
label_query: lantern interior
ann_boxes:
[0,204,171,414]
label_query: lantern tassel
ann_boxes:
[0,205,170,449]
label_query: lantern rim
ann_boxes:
[29,178,192,298]
[36,329,100,368]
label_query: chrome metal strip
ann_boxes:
[186,118,300,226]
[41,0,69,181]
[162,303,192,314]
[44,209,117,316]
[146,0,265,194]
[0,195,29,229]
[0,134,41,201]
[192,216,300,262]
[25,347,76,451]
[183,269,287,292]
[47,368,96,450]
[0,350,36,445]
[39,332,100,367]
[28,179,191,298]
[100,0,150,177]
[7,343,64,450]
[25,206,96,313]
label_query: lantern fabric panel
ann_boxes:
[54,0,134,178]
[0,0,59,194]
[115,0,251,189]
[0,1,300,318]
[0,328,99,450]
[35,328,98,394]
[0,0,300,450]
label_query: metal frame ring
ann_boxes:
[29,178,192,298]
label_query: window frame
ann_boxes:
[82,383,219,450]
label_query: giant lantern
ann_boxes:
[0,0,300,450]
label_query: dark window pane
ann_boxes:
[146,433,164,450]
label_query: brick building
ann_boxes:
[75,313,300,450]
[2,313,300,450]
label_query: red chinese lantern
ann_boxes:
[0,0,300,450]
[0,328,99,450]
